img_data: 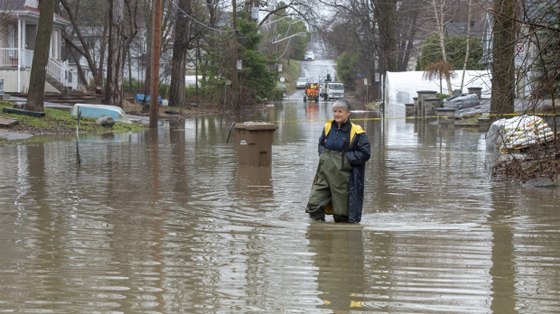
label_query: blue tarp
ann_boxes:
[135,94,162,105]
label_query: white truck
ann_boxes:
[324,82,344,101]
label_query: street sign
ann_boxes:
[251,7,259,20]
[237,60,242,70]
[364,78,368,85]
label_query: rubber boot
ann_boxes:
[307,204,325,221]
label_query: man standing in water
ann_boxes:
[306,99,371,223]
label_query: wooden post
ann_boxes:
[150,0,163,128]
[231,0,238,109]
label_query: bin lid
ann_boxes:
[234,121,278,130]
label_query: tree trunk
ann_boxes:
[105,0,126,107]
[490,0,518,115]
[431,0,453,94]
[169,0,193,107]
[96,22,109,89]
[60,0,104,90]
[27,0,57,112]
[460,0,473,91]
[374,0,398,74]
[399,12,419,71]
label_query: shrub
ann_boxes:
[271,86,285,101]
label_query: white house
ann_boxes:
[0,0,77,94]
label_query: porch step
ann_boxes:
[45,72,66,93]
[9,93,105,106]
[43,94,105,105]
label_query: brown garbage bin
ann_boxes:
[234,122,278,166]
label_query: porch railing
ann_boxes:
[47,58,78,91]
[0,48,33,68]
[0,48,77,90]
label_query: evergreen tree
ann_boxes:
[416,34,483,71]
[336,51,359,90]
[202,12,276,108]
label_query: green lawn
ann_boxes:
[0,102,146,139]
[278,59,301,94]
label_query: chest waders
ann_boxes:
[306,149,352,222]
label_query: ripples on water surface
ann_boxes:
[0,101,559,313]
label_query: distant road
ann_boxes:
[299,59,337,84]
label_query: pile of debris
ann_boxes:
[486,115,559,185]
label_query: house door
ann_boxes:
[25,24,37,50]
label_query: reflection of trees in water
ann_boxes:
[488,186,517,313]
[488,186,560,311]
[307,224,366,311]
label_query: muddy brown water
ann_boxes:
[0,98,559,313]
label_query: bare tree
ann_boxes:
[0,0,18,24]
[459,0,473,91]
[487,1,560,183]
[490,0,519,115]
[59,0,109,91]
[428,0,454,94]
[319,0,426,96]
[26,0,57,112]
[141,0,176,103]
[168,0,194,107]
[105,0,126,107]
[104,0,138,107]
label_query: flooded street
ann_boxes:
[1,95,560,313]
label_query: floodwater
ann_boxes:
[1,96,559,313]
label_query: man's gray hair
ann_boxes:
[332,99,351,112]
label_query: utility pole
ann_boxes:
[232,0,238,109]
[150,0,163,128]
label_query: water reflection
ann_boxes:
[236,166,273,195]
[0,98,559,312]
[489,185,516,313]
[307,224,365,311]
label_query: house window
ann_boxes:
[25,24,37,50]
[8,25,15,56]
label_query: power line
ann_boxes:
[169,1,237,34]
